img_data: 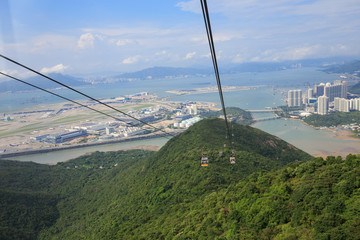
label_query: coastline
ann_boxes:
[166,85,256,96]
[290,118,360,157]
[253,116,360,158]
[0,132,174,159]
[334,129,360,141]
[282,117,360,141]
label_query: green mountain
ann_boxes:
[200,107,254,125]
[323,60,360,77]
[113,66,210,80]
[303,111,360,127]
[3,119,359,239]
[349,82,360,94]
[0,73,86,93]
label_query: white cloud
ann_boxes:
[122,55,141,64]
[95,34,106,41]
[78,33,95,49]
[285,46,321,60]
[177,0,360,18]
[0,69,36,81]
[248,45,327,62]
[26,34,77,53]
[40,64,69,74]
[176,0,202,13]
[185,52,196,59]
[201,53,211,58]
[214,35,232,42]
[83,27,180,38]
[177,0,360,34]
[155,50,167,55]
[0,69,18,80]
[116,39,133,46]
[2,1,357,74]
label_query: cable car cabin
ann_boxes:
[201,157,209,167]
[219,152,223,157]
[230,156,236,164]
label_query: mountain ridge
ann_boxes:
[3,119,359,239]
[0,118,313,239]
[0,73,86,93]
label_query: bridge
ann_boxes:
[247,108,282,113]
[246,108,282,122]
[252,116,280,122]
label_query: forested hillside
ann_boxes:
[1,119,359,239]
[323,60,360,77]
[0,150,155,240]
[349,82,360,94]
[303,111,360,127]
[200,107,254,125]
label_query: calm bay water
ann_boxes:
[254,119,360,157]
[5,137,168,164]
[0,67,336,112]
[2,67,359,163]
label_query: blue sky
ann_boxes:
[1,0,360,77]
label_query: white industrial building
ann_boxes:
[173,116,201,128]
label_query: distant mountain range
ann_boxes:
[322,60,360,77]
[112,66,211,80]
[0,73,86,93]
[321,60,360,94]
[111,58,353,81]
[349,82,360,94]
[1,58,356,92]
[115,60,339,80]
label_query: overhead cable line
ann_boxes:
[200,0,232,141]
[0,54,178,139]
[0,71,137,127]
[0,71,177,140]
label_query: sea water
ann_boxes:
[3,67,359,163]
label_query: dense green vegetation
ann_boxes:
[200,107,254,125]
[323,60,360,77]
[158,154,360,239]
[275,105,305,118]
[303,111,360,127]
[0,150,154,240]
[1,118,359,239]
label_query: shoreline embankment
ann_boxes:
[0,132,176,159]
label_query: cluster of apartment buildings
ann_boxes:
[173,103,201,128]
[287,80,358,115]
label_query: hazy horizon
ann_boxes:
[1,0,360,78]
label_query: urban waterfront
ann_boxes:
[2,67,359,163]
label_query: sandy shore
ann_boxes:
[123,145,161,151]
[312,151,345,159]
[311,129,360,159]
[334,129,360,141]
[275,118,360,158]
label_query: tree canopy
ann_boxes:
[1,119,358,239]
